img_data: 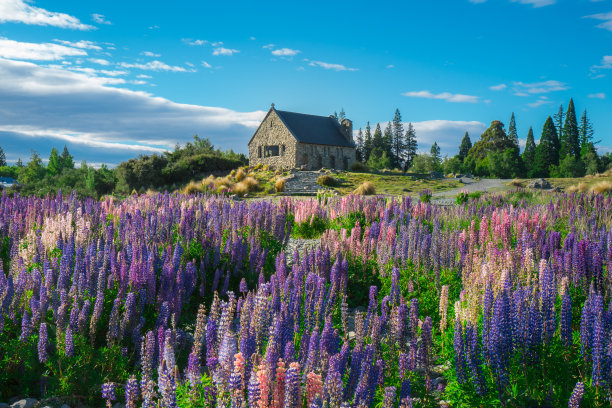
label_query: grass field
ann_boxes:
[330,171,461,195]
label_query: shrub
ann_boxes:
[591,181,612,195]
[275,178,286,193]
[419,189,432,203]
[566,182,588,194]
[456,190,469,205]
[350,162,369,172]
[509,179,523,187]
[181,181,203,195]
[235,168,246,182]
[242,176,259,190]
[353,181,376,195]
[317,175,338,187]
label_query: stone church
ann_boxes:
[248,104,357,170]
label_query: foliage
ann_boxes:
[316,174,339,187]
[533,116,560,177]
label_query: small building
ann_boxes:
[248,104,357,170]
[0,177,15,189]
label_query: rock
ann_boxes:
[0,403,11,408]
[429,171,444,180]
[552,186,562,192]
[10,399,38,408]
[527,178,552,189]
[8,399,20,405]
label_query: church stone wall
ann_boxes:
[248,110,297,168]
[295,143,356,170]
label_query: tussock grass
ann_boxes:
[566,182,589,194]
[509,179,523,187]
[350,162,369,172]
[353,181,376,195]
[317,175,338,187]
[591,181,612,195]
[275,178,286,193]
[235,168,247,182]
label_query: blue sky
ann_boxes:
[0,0,610,166]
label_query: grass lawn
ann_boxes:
[508,175,612,191]
[330,171,461,195]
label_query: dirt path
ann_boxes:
[432,178,511,204]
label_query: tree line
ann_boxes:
[0,136,247,198]
[352,98,611,177]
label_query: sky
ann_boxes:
[0,0,610,166]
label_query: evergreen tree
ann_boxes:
[533,116,559,177]
[363,122,373,162]
[383,122,393,161]
[561,98,580,158]
[16,158,23,168]
[579,109,594,148]
[522,126,537,176]
[507,112,520,151]
[0,147,6,167]
[18,151,46,185]
[60,146,74,170]
[356,129,364,162]
[338,108,346,122]
[332,111,339,122]
[391,109,405,168]
[404,123,417,170]
[458,132,472,162]
[553,104,564,141]
[430,142,441,170]
[47,147,62,176]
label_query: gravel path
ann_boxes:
[432,178,511,205]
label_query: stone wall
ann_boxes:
[295,143,356,170]
[248,110,297,168]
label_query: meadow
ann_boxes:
[0,189,610,408]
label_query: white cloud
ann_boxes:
[213,47,239,56]
[489,83,507,91]
[249,36,256,40]
[136,74,152,79]
[54,39,101,50]
[184,39,207,46]
[510,0,556,7]
[588,93,606,99]
[88,58,110,65]
[67,67,127,78]
[308,60,358,71]
[141,51,161,57]
[402,90,479,103]
[0,0,93,29]
[262,44,275,49]
[91,13,111,25]
[148,25,159,30]
[592,55,612,70]
[527,96,551,108]
[512,80,568,95]
[585,11,612,31]
[0,38,87,61]
[386,64,395,69]
[271,48,300,57]
[119,60,190,72]
[201,60,212,68]
[0,58,264,163]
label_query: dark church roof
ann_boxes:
[274,109,354,148]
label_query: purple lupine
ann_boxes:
[101,382,116,408]
[20,310,32,342]
[38,322,48,363]
[568,381,584,408]
[453,319,466,384]
[125,376,140,408]
[382,386,397,408]
[65,326,74,358]
[591,294,605,386]
[561,290,572,348]
[284,362,301,408]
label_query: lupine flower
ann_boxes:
[125,376,140,408]
[568,381,584,408]
[38,323,48,363]
[101,382,116,408]
[65,326,74,358]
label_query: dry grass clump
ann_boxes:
[275,178,286,193]
[350,162,369,172]
[181,181,204,195]
[353,181,376,195]
[509,179,523,187]
[232,176,260,197]
[591,181,612,195]
[317,174,338,187]
[235,168,246,182]
[566,182,589,194]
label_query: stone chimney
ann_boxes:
[340,118,353,143]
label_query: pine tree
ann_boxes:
[0,147,6,167]
[60,146,74,170]
[332,111,339,122]
[507,112,520,152]
[383,122,393,161]
[522,126,536,176]
[561,98,580,158]
[553,104,564,141]
[391,109,405,168]
[47,147,62,176]
[430,142,441,169]
[356,129,364,162]
[458,132,472,162]
[16,158,23,168]
[533,116,559,177]
[363,122,373,162]
[578,109,594,148]
[404,123,417,170]
[338,108,346,122]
